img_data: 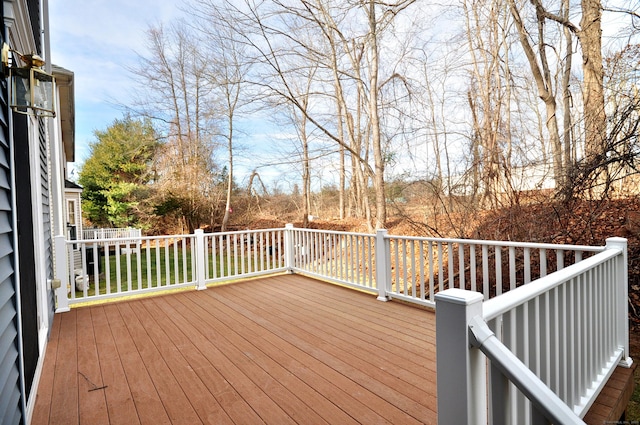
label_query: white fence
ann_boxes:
[378,231,603,307]
[288,227,377,292]
[82,227,142,240]
[435,238,631,424]
[56,225,605,308]
[283,227,601,306]
[201,228,286,284]
[53,225,631,422]
[55,228,287,308]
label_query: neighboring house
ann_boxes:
[64,179,83,241]
[0,1,74,423]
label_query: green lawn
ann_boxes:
[73,245,258,297]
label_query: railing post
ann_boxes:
[195,229,206,290]
[53,235,70,312]
[606,237,633,367]
[376,229,390,301]
[284,224,295,273]
[435,288,486,425]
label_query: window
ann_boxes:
[67,199,76,225]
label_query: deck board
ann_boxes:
[139,297,261,424]
[49,310,79,424]
[31,303,60,424]
[191,284,420,423]
[32,274,633,424]
[126,300,235,425]
[180,286,367,424]
[173,296,297,424]
[115,302,203,425]
[583,363,636,424]
[221,278,437,419]
[92,305,144,425]
[76,307,109,425]
[172,290,383,424]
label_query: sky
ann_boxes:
[48,0,635,190]
[48,0,300,189]
[49,0,187,176]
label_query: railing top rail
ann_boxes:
[69,234,194,244]
[82,228,141,234]
[290,227,376,238]
[294,227,604,252]
[202,228,284,237]
[482,247,622,321]
[386,233,605,252]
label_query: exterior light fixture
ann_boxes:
[1,43,56,117]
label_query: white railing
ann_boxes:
[202,228,287,284]
[53,226,630,420]
[82,227,142,240]
[435,238,632,424]
[62,234,196,305]
[55,228,287,309]
[55,225,615,310]
[382,233,604,307]
[288,225,377,293]
[287,227,602,307]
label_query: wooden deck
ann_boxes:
[32,274,634,424]
[33,275,438,424]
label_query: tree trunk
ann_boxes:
[561,0,573,175]
[368,0,386,229]
[578,0,605,158]
[509,0,564,188]
[221,114,233,232]
[301,117,311,228]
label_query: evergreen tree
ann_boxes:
[79,115,159,228]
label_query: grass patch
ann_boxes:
[74,245,240,297]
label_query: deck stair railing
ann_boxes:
[435,238,632,424]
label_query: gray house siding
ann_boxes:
[38,118,53,328]
[0,0,73,420]
[0,1,22,421]
[0,0,60,422]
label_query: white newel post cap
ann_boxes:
[605,237,627,250]
[435,288,484,305]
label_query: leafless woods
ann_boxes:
[120,0,639,232]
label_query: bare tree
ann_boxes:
[578,0,606,158]
[464,0,516,207]
[516,1,636,156]
[130,22,221,232]
[563,43,640,197]
[193,3,253,231]
[287,64,318,227]
[508,0,566,188]
[200,0,417,229]
[303,0,372,224]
